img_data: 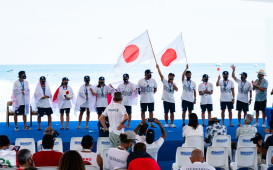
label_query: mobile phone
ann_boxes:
[148,118,155,122]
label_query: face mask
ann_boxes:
[85,80,90,84]
[123,79,128,82]
[99,82,104,85]
[223,77,228,80]
[147,74,152,78]
[63,82,68,85]
[186,77,191,81]
[23,75,26,79]
[168,79,173,81]
[203,79,208,82]
[241,77,245,81]
[41,81,46,85]
[257,75,261,79]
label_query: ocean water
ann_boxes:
[0,63,268,124]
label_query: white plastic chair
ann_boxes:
[85,165,99,170]
[96,137,111,156]
[182,136,204,154]
[15,138,36,154]
[172,146,196,170]
[36,167,58,170]
[37,138,63,153]
[70,137,83,151]
[265,134,272,142]
[212,135,232,159]
[261,146,273,170]
[237,135,255,148]
[230,147,257,170]
[206,146,229,170]
[102,148,110,170]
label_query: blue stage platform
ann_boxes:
[0,118,268,170]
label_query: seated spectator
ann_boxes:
[183,113,203,140]
[59,150,85,170]
[134,119,148,143]
[236,114,257,139]
[181,149,215,170]
[0,135,17,168]
[17,149,35,170]
[144,118,166,161]
[127,142,160,170]
[108,131,136,170]
[205,117,227,144]
[98,116,109,137]
[78,135,103,170]
[33,134,63,167]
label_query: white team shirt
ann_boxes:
[78,151,100,169]
[14,80,29,105]
[117,82,136,106]
[219,79,234,102]
[162,79,176,103]
[94,85,112,107]
[181,162,216,170]
[108,148,129,170]
[182,80,196,102]
[102,102,127,135]
[235,79,252,103]
[144,137,164,161]
[137,78,158,103]
[198,82,214,105]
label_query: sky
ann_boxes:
[0,0,273,65]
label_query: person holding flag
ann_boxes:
[156,64,178,128]
[231,64,252,127]
[181,64,196,126]
[75,76,96,129]
[137,70,158,128]
[198,74,214,126]
[12,71,31,131]
[53,77,76,130]
[112,73,138,129]
[31,76,53,130]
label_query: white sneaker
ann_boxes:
[253,123,259,127]
[164,124,169,128]
[262,123,266,128]
[170,124,176,128]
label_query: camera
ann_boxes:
[251,132,263,145]
[52,130,60,138]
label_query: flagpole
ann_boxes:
[146,30,157,64]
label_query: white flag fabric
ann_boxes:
[156,33,186,69]
[113,31,154,76]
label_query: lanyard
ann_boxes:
[187,80,191,89]
[20,80,24,91]
[168,82,173,90]
[42,149,53,151]
[203,82,208,90]
[145,78,149,87]
[101,85,104,94]
[124,82,128,91]
[241,81,246,90]
[257,79,264,86]
[63,86,67,90]
[223,80,229,88]
[82,149,92,152]
[41,85,45,95]
[118,146,127,150]
[85,84,88,96]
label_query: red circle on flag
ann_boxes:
[217,67,220,71]
[123,45,139,63]
[161,48,177,67]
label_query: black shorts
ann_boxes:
[163,101,175,113]
[15,105,25,115]
[220,102,234,110]
[60,108,70,114]
[80,107,90,112]
[97,107,106,115]
[38,107,53,117]
[140,103,154,112]
[254,100,267,111]
[201,104,213,112]
[236,100,249,112]
[182,100,194,111]
[125,106,132,115]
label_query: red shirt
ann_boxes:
[128,158,160,170]
[33,150,63,167]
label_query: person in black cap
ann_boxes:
[76,76,93,129]
[112,73,137,128]
[181,64,197,126]
[216,70,235,127]
[137,69,158,128]
[231,64,252,127]
[33,76,53,130]
[90,76,113,119]
[133,119,149,143]
[156,64,178,128]
[198,74,214,126]
[12,71,31,131]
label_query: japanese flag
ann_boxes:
[113,31,154,76]
[156,33,186,70]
